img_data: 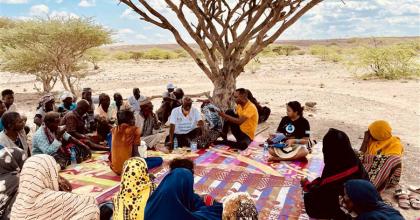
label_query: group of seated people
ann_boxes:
[0,85,409,219]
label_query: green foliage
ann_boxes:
[355,43,419,80]
[0,17,112,93]
[85,48,107,69]
[174,49,189,58]
[142,48,177,59]
[112,51,131,60]
[272,45,300,56]
[309,45,342,62]
[129,51,144,62]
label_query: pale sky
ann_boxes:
[1,0,419,45]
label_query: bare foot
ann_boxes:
[268,156,281,163]
[156,145,170,154]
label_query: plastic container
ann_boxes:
[70,147,77,166]
[139,140,148,158]
[190,141,198,152]
[174,137,178,149]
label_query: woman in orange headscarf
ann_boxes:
[362,120,403,156]
[359,120,403,191]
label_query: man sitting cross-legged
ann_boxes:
[61,99,108,151]
[216,88,258,150]
[165,97,204,151]
[138,100,166,151]
[32,112,91,169]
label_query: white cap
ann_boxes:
[167,83,176,90]
[60,91,74,101]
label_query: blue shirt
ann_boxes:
[0,120,3,132]
[57,103,76,112]
[32,126,62,155]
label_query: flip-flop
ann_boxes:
[396,194,411,209]
[395,188,411,209]
[409,195,420,210]
[409,186,420,194]
[395,188,410,197]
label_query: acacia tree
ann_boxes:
[119,0,322,108]
[0,17,111,93]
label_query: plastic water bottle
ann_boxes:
[70,147,77,166]
[139,141,148,158]
[190,141,197,152]
[263,142,269,155]
[173,137,178,149]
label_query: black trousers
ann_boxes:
[165,128,201,148]
[216,109,251,150]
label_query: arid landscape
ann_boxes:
[1,38,419,218]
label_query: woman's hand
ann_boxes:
[285,139,295,146]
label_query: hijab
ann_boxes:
[344,179,404,220]
[113,157,154,220]
[367,120,403,156]
[321,128,367,180]
[10,154,99,220]
[0,147,26,219]
[145,168,222,220]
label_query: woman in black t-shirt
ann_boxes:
[276,101,310,145]
[267,101,310,161]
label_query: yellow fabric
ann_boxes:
[113,157,154,220]
[367,120,403,156]
[236,100,258,140]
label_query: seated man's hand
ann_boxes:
[58,175,72,192]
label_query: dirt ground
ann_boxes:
[1,55,419,218]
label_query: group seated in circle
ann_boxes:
[0,85,408,219]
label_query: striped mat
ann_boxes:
[61,138,324,219]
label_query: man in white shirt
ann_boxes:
[166,97,203,150]
[128,88,146,114]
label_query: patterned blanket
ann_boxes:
[61,137,324,219]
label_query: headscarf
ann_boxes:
[344,179,404,220]
[222,192,258,220]
[38,94,55,110]
[367,120,403,156]
[60,91,74,101]
[10,155,99,219]
[0,147,26,219]
[113,157,154,220]
[321,128,367,180]
[145,168,222,220]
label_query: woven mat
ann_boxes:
[61,136,324,219]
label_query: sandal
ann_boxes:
[396,194,411,209]
[409,186,420,194]
[395,188,410,197]
[394,188,411,209]
[409,194,420,210]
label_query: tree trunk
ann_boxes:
[211,71,236,111]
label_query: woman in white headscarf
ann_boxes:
[10,154,99,220]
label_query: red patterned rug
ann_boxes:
[62,137,324,219]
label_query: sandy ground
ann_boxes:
[1,55,419,218]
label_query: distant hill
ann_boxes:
[103,36,419,52]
